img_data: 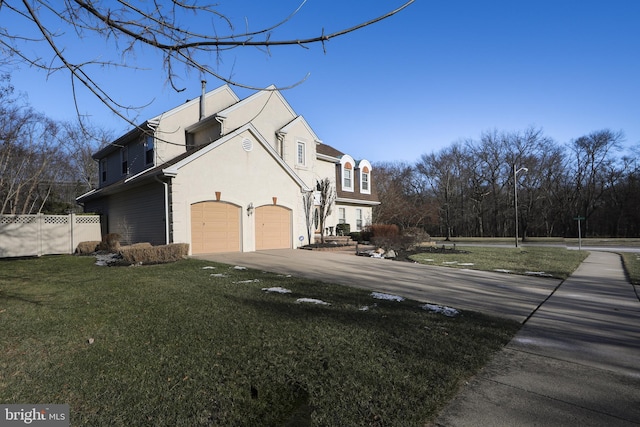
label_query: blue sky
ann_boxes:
[5,0,640,163]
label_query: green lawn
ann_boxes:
[621,252,640,285]
[410,246,589,279]
[0,255,519,426]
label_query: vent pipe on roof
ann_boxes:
[199,80,206,121]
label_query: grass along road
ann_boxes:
[410,245,640,285]
[0,255,519,426]
[410,246,589,279]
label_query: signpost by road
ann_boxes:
[574,216,585,250]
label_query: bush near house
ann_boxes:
[370,224,400,251]
[335,223,350,236]
[119,243,189,265]
[350,228,373,243]
[370,224,431,252]
[97,233,121,252]
[78,238,188,265]
[76,241,101,254]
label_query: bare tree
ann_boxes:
[0,1,413,124]
[417,154,454,239]
[569,129,624,235]
[302,190,314,245]
[373,161,434,230]
[317,178,335,244]
[59,121,112,192]
[0,107,63,214]
[0,75,111,214]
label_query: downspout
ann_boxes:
[154,176,170,245]
[276,131,286,158]
[215,115,226,136]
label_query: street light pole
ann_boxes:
[514,165,528,248]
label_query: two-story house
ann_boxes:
[77,83,379,254]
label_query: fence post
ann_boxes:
[37,213,43,257]
[70,213,75,254]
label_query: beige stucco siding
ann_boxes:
[169,130,305,253]
[154,86,239,163]
[220,91,297,154]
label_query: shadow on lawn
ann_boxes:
[0,289,47,305]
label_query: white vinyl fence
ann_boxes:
[0,214,102,258]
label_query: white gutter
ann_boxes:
[335,197,381,206]
[317,153,341,163]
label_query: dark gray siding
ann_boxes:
[85,182,166,245]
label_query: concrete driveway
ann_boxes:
[194,248,562,323]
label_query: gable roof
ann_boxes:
[92,85,240,159]
[278,116,322,144]
[149,84,239,122]
[317,143,344,158]
[164,123,310,191]
[217,85,297,118]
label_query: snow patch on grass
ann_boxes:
[371,292,405,302]
[262,287,292,294]
[297,298,330,305]
[525,271,553,277]
[421,303,460,317]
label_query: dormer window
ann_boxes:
[361,168,369,191]
[358,160,372,195]
[343,164,352,189]
[340,155,356,192]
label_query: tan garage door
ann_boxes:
[191,202,241,254]
[255,205,291,250]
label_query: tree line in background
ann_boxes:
[373,127,640,238]
[0,76,108,214]
[3,71,639,240]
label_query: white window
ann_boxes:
[296,141,305,165]
[338,207,346,224]
[356,209,363,231]
[358,161,372,195]
[361,171,370,192]
[340,155,355,192]
[343,166,352,190]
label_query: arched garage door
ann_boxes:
[255,205,291,250]
[191,202,241,254]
